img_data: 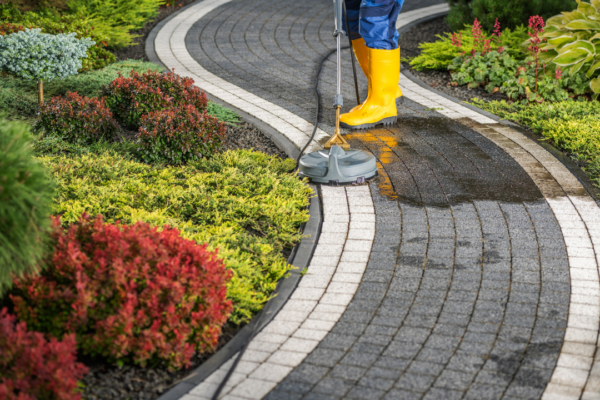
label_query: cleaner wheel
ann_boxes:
[298,145,378,184]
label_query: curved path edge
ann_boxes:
[156,185,322,400]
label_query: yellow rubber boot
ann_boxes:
[340,47,400,129]
[349,39,403,113]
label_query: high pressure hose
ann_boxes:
[210,3,360,399]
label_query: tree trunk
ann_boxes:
[38,80,44,106]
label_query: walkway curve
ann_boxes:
[152,2,600,399]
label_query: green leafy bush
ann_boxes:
[35,92,119,144]
[473,99,600,184]
[138,105,226,165]
[0,4,115,71]
[449,51,580,102]
[0,120,54,297]
[446,0,577,31]
[38,149,311,324]
[0,60,160,121]
[102,69,209,130]
[409,25,529,71]
[67,0,163,49]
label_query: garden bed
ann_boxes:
[0,3,308,398]
[399,16,508,103]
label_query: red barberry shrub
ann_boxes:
[35,92,119,144]
[11,214,233,370]
[0,308,87,400]
[138,104,226,165]
[101,69,208,129]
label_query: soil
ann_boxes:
[399,16,508,103]
[81,324,240,400]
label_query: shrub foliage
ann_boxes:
[11,214,233,370]
[446,0,577,32]
[139,105,226,165]
[38,149,310,324]
[0,308,87,400]
[0,60,160,121]
[0,4,115,71]
[473,99,600,184]
[409,24,529,71]
[102,69,209,130]
[0,120,54,297]
[36,91,119,144]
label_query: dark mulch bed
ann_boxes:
[81,323,239,400]
[399,16,508,103]
[223,122,288,159]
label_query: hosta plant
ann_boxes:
[539,0,600,93]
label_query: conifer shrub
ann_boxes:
[102,69,209,130]
[35,92,119,144]
[0,120,54,297]
[138,104,227,165]
[0,308,87,400]
[0,5,115,71]
[11,214,233,370]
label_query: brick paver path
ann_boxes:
[153,1,600,399]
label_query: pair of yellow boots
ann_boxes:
[340,38,402,130]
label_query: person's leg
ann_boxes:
[340,0,404,129]
[359,0,403,50]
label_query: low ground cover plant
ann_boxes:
[0,308,87,400]
[0,121,53,297]
[36,92,119,144]
[11,214,232,370]
[38,149,310,324]
[138,105,226,165]
[474,99,600,183]
[409,23,529,71]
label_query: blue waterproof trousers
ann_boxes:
[343,0,404,50]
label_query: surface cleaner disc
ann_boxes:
[298,145,378,184]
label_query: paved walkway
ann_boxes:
[153,1,600,399]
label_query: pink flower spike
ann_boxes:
[555,67,562,80]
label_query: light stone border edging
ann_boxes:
[181,185,375,400]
